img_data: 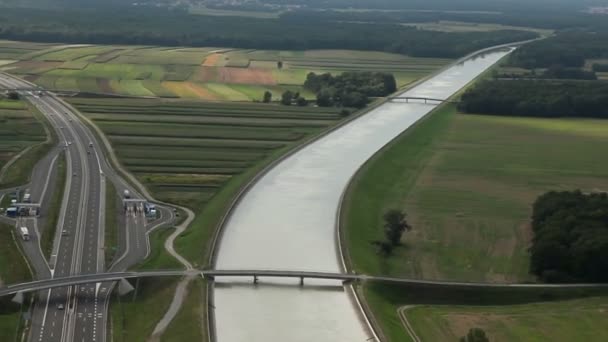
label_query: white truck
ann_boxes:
[20,227,30,241]
[23,193,31,203]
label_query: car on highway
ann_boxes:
[57,303,64,310]
[62,229,69,236]
[73,173,77,177]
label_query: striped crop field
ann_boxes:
[69,98,342,210]
[0,98,47,182]
[1,40,451,100]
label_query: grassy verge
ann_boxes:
[0,297,26,342]
[0,223,32,284]
[161,278,206,342]
[41,152,65,259]
[104,181,119,265]
[138,228,182,271]
[110,277,179,342]
[407,296,608,342]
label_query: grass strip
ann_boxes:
[41,151,66,259]
[110,277,179,342]
[137,228,183,271]
[104,181,119,266]
[0,223,32,284]
[161,278,206,342]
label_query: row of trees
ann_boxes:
[495,66,598,81]
[593,64,608,72]
[458,80,608,118]
[304,72,397,109]
[530,191,608,283]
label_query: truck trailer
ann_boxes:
[19,227,30,241]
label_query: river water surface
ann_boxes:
[214,48,512,342]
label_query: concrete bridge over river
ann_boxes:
[3,269,608,298]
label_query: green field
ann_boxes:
[363,282,608,342]
[342,105,608,283]
[0,40,450,100]
[0,98,49,187]
[342,104,608,340]
[407,297,608,341]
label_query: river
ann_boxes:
[213,48,513,342]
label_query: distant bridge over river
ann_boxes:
[387,96,459,104]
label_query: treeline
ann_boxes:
[281,7,608,31]
[593,64,608,72]
[530,191,608,283]
[459,80,608,118]
[0,7,537,58]
[304,72,397,108]
[509,31,608,69]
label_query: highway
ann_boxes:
[0,74,175,342]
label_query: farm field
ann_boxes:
[406,297,608,342]
[0,41,451,100]
[0,98,48,187]
[342,105,608,283]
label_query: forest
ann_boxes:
[304,72,397,108]
[530,191,608,283]
[509,31,608,69]
[0,7,537,58]
[458,80,608,118]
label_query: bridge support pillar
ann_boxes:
[253,275,258,284]
[12,291,24,305]
[300,277,304,286]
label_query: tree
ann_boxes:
[460,328,489,342]
[316,89,334,107]
[383,209,411,246]
[6,91,19,100]
[281,91,294,106]
[296,96,307,107]
[263,91,272,103]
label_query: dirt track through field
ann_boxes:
[202,53,222,67]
